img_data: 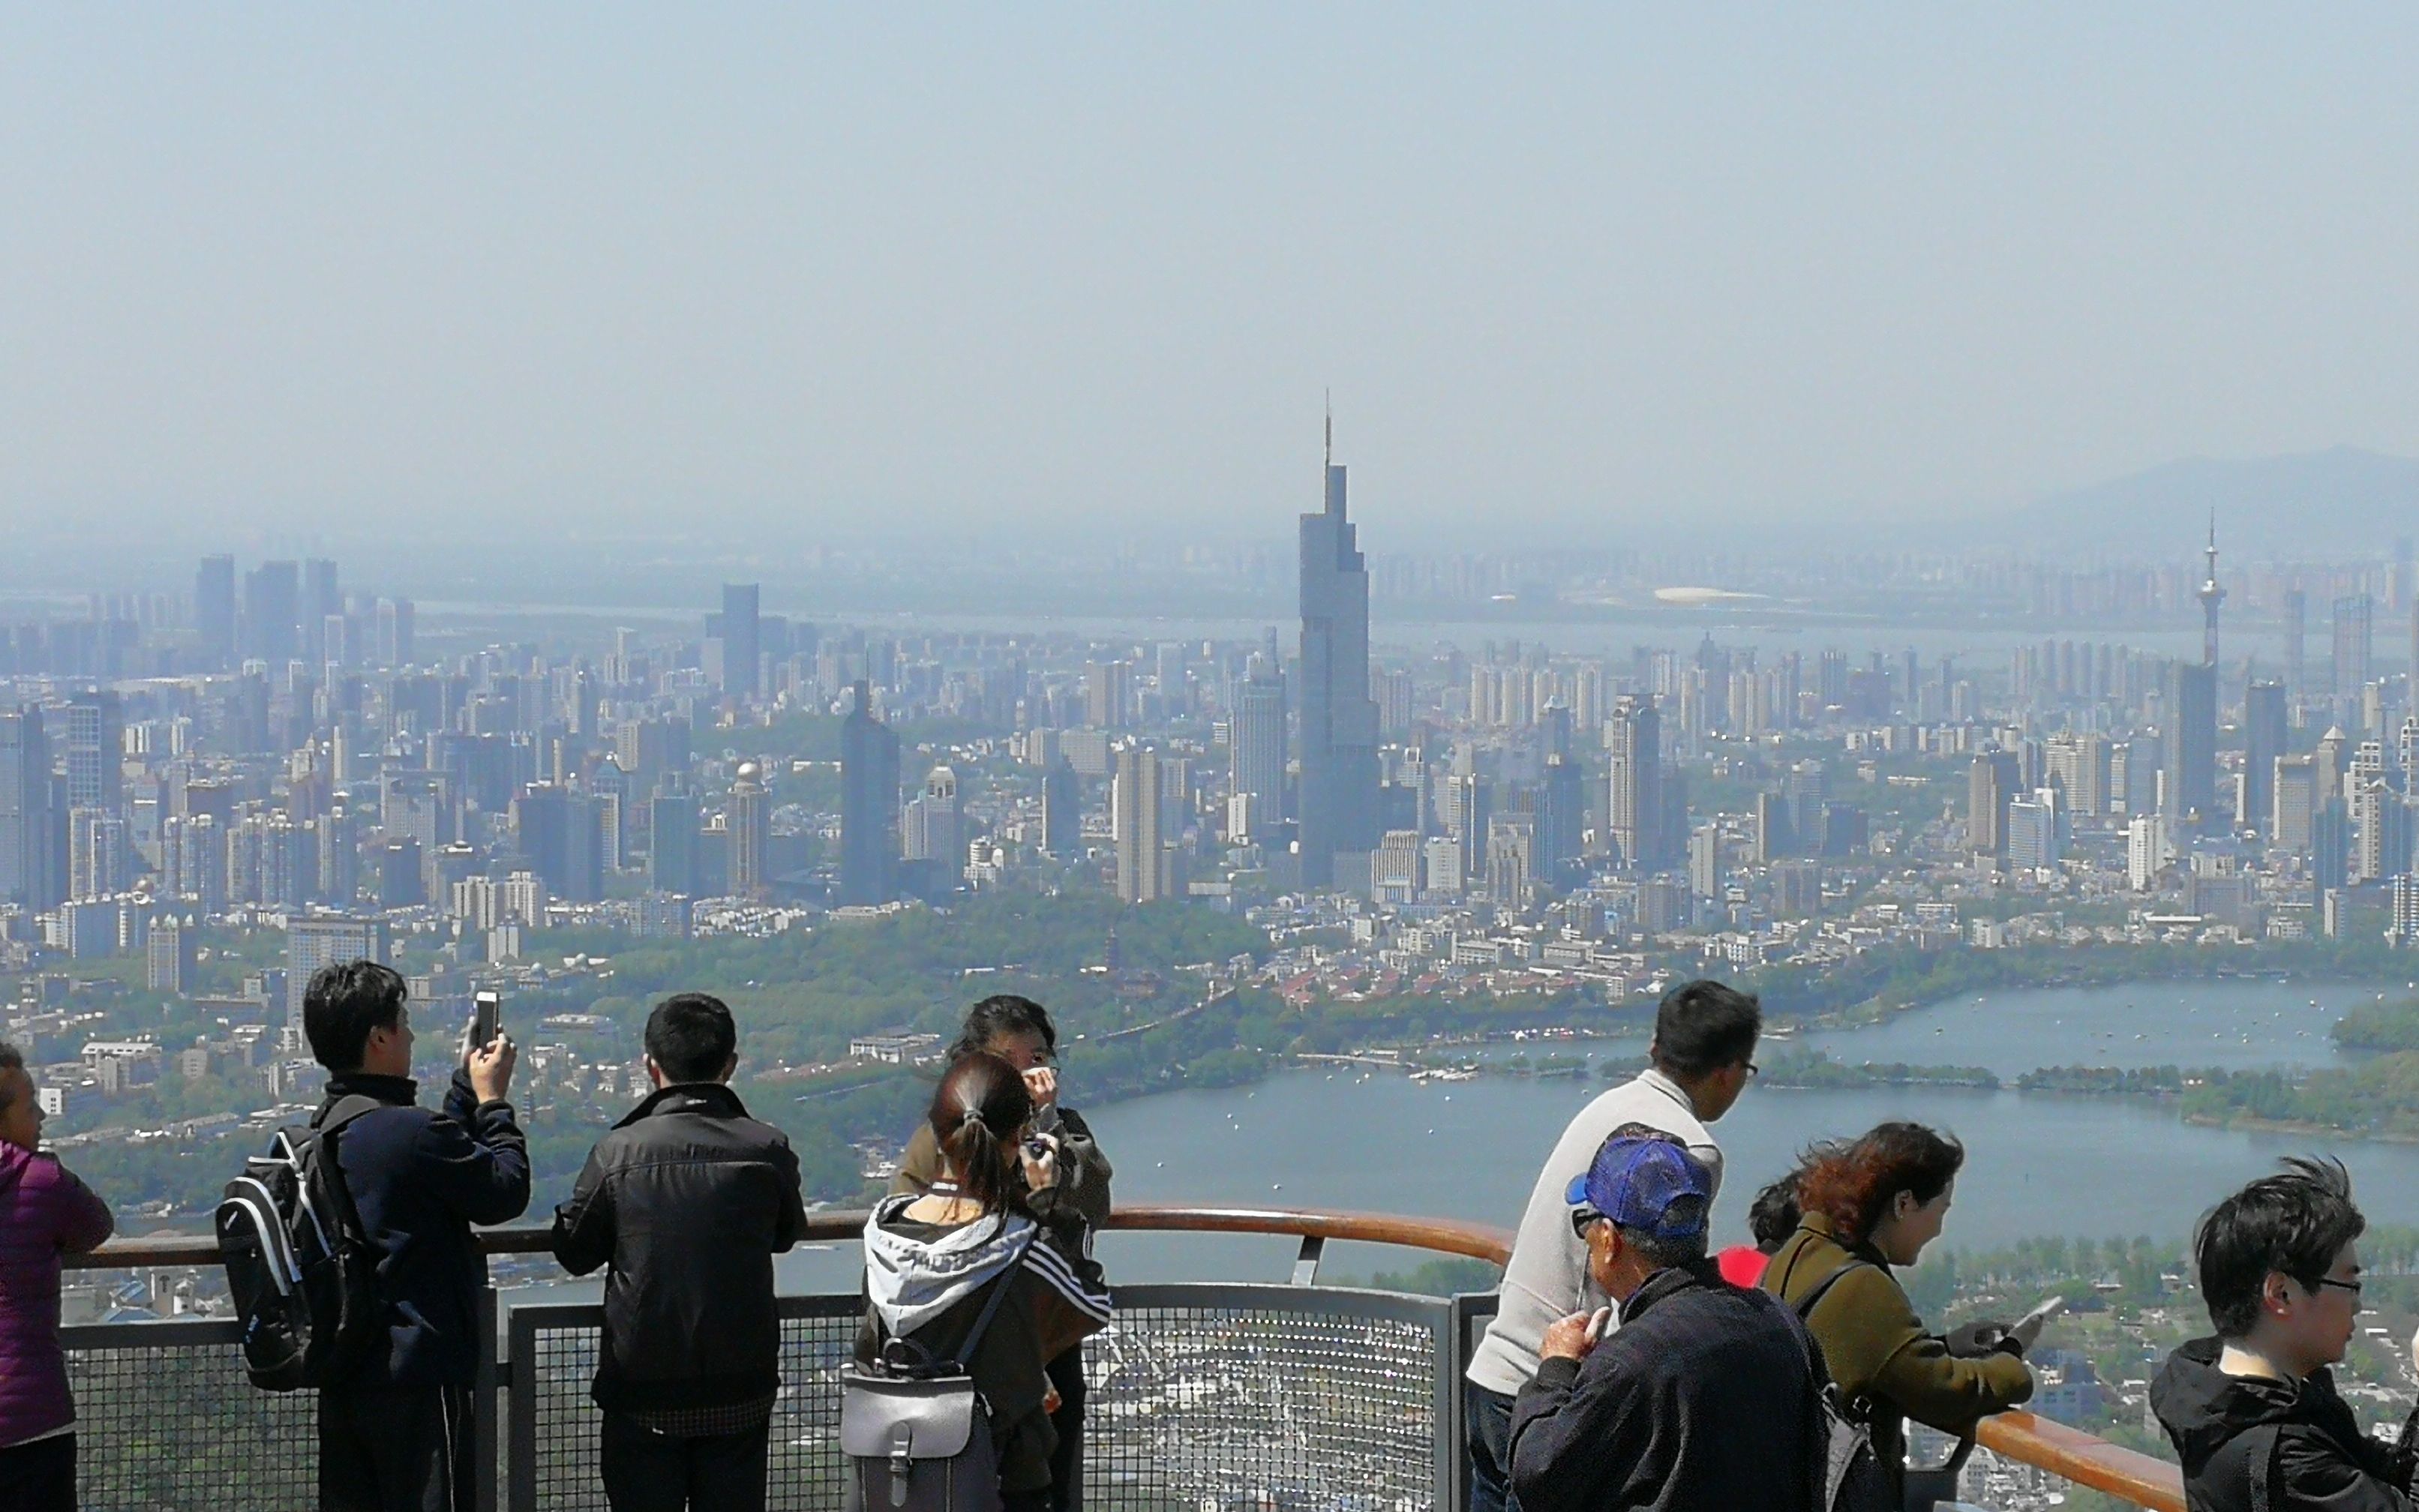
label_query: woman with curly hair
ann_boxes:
[1763,1122,2037,1502]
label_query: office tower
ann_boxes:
[1085,661,1130,729]
[2315,724,2351,807]
[1969,749,2021,859]
[1604,695,1662,870]
[377,838,425,910]
[839,681,902,905]
[716,584,761,698]
[728,761,770,896]
[0,709,48,908]
[2272,756,2318,853]
[649,788,701,897]
[244,560,301,664]
[68,808,129,899]
[1228,662,1287,840]
[64,691,123,814]
[1042,759,1082,857]
[903,766,962,868]
[375,598,416,667]
[2043,733,2111,819]
[1688,824,1722,902]
[511,783,603,902]
[1372,830,1424,903]
[147,914,194,995]
[1538,754,1584,877]
[2008,790,2064,872]
[284,916,389,1040]
[1752,792,1792,862]
[2314,798,2352,893]
[2161,661,2217,828]
[2231,680,2285,839]
[196,556,238,668]
[2334,595,2375,699]
[1484,814,1535,905]
[2348,742,2399,884]
[1451,770,1491,884]
[1113,743,1164,904]
[302,559,341,664]
[1295,409,1381,886]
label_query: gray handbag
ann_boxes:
[843,1234,1033,1512]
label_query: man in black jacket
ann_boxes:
[552,993,808,1512]
[2152,1157,2418,1510]
[303,960,530,1512]
[1508,1133,1818,1512]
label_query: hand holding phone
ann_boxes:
[469,991,501,1056]
[2007,1294,2066,1354]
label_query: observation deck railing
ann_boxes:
[59,1207,2184,1511]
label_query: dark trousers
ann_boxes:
[0,1433,77,1512]
[599,1414,768,1512]
[1466,1381,1522,1512]
[319,1384,475,1512]
[1046,1347,1087,1512]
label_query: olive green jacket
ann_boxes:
[1763,1213,2033,1480]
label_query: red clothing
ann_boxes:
[1715,1245,1769,1288]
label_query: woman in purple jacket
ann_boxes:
[0,1042,115,1511]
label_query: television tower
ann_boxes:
[2198,512,2225,668]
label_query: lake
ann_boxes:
[735,976,2419,1294]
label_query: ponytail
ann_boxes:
[928,1050,1035,1216]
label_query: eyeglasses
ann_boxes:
[1744,1062,1760,1080]
[1570,1208,1603,1240]
[2313,1276,2363,1298]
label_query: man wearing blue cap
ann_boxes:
[1508,1133,1820,1512]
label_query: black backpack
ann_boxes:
[215,1095,385,1391]
[1790,1261,1898,1512]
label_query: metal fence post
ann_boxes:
[476,1284,500,1512]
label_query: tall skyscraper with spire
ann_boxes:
[1296,403,1381,887]
[2164,518,2220,828]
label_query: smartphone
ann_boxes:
[2013,1294,2068,1334]
[470,990,501,1051]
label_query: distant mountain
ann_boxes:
[1997,445,2419,557]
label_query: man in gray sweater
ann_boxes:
[1464,980,1763,1512]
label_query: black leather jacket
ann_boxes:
[551,1082,809,1411]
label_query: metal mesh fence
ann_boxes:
[65,1323,318,1512]
[512,1288,1448,1512]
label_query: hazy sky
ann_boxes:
[5,6,2418,550]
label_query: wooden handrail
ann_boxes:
[1976,1412,2184,1511]
[69,1205,2188,1510]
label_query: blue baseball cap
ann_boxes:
[1565,1134,1714,1244]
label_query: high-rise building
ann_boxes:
[244,560,301,664]
[839,681,902,905]
[2044,733,2111,819]
[903,766,962,868]
[1228,662,1287,840]
[0,709,53,908]
[1042,758,1082,858]
[1969,749,2022,859]
[2243,680,2288,837]
[2334,594,2375,699]
[1688,824,1722,902]
[284,915,389,1040]
[65,691,123,814]
[1295,410,1381,886]
[196,556,238,669]
[147,914,194,995]
[302,559,341,664]
[511,784,604,902]
[716,584,761,698]
[2161,661,2217,828]
[2282,588,2307,692]
[1484,814,1536,905]
[2272,755,2318,854]
[728,761,770,896]
[375,598,416,667]
[1605,695,1662,870]
[649,788,701,898]
[2008,790,2065,872]
[1113,743,1164,904]
[68,807,130,900]
[2393,874,2419,946]
[2126,814,2170,891]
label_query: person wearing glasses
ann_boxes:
[1465,979,1762,1512]
[893,995,1109,1510]
[2153,1158,2419,1510]
[1765,1122,2036,1507]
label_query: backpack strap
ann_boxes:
[1791,1257,1877,1325]
[954,1227,1039,1364]
[311,1094,386,1139]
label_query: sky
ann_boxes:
[5,5,2418,552]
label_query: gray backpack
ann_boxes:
[843,1235,1032,1512]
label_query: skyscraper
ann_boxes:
[0,709,50,908]
[244,560,301,664]
[839,681,901,905]
[65,691,123,814]
[1227,661,1287,841]
[2243,680,2288,838]
[728,760,770,896]
[1042,758,1082,857]
[1295,408,1380,887]
[284,915,389,1041]
[1605,695,1663,870]
[2282,588,2307,692]
[2334,594,2375,700]
[302,559,341,664]
[903,766,962,868]
[1969,749,2021,858]
[717,584,761,698]
[1113,743,1165,904]
[196,556,237,669]
[2161,661,2217,827]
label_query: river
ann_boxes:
[731,976,2419,1294]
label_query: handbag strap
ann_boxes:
[953,1226,1038,1364]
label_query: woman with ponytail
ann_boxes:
[858,1052,1112,1512]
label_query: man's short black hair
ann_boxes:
[950,994,1057,1062]
[2195,1156,2366,1340]
[645,993,738,1084]
[1749,1172,1804,1252]
[1650,979,1761,1080]
[304,960,408,1072]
